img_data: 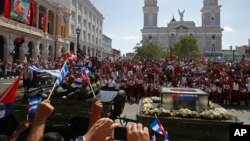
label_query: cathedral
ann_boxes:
[141,0,223,56]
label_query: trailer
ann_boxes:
[119,88,243,141]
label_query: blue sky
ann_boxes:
[92,0,250,54]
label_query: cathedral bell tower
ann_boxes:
[201,0,222,27]
[143,0,159,27]
[201,0,223,54]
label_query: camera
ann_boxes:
[112,126,127,141]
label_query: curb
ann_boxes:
[0,76,19,80]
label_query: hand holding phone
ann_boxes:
[112,123,149,141]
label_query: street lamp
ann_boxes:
[76,26,81,57]
[54,38,57,60]
[212,44,215,60]
[230,45,237,62]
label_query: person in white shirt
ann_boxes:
[107,77,116,91]
[217,85,222,103]
[232,81,239,105]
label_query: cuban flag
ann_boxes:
[29,65,60,78]
[28,97,42,113]
[165,131,169,141]
[0,76,21,119]
[0,104,12,119]
[151,134,157,141]
[81,69,90,84]
[80,67,91,76]
[150,117,169,141]
[73,78,83,88]
[54,62,69,88]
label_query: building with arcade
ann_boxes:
[0,0,70,63]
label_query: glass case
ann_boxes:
[161,88,209,112]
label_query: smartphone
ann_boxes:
[112,126,127,141]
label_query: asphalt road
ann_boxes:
[1,78,250,125]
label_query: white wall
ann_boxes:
[248,39,250,46]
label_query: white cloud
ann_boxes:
[222,42,231,49]
[105,33,117,38]
[122,36,138,40]
[224,26,234,32]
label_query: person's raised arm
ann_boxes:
[10,120,29,141]
[88,98,103,129]
[26,100,54,141]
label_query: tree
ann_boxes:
[172,35,201,59]
[134,40,168,60]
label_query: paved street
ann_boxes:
[1,79,250,125]
[0,78,17,93]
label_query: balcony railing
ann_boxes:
[0,16,43,37]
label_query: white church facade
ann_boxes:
[141,0,223,56]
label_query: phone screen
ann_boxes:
[112,126,127,141]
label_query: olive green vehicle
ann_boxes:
[136,88,243,141]
[11,74,126,140]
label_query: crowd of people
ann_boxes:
[1,55,250,140]
[99,58,250,107]
[0,60,23,79]
[1,56,250,107]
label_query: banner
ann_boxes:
[4,0,11,18]
[30,1,36,27]
[39,12,46,32]
[10,0,31,24]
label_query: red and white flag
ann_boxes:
[81,70,90,83]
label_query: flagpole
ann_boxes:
[26,113,29,121]
[47,84,57,100]
[88,82,96,98]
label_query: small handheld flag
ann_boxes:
[28,65,60,78]
[28,97,42,113]
[81,69,96,98]
[151,134,157,141]
[54,62,69,88]
[165,131,169,141]
[150,117,169,141]
[81,69,90,83]
[47,61,69,100]
[80,67,91,76]
[0,104,12,119]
